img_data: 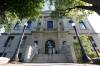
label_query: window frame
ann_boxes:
[79,21,87,30]
[47,21,53,30]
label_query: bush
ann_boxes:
[73,35,99,63]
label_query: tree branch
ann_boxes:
[75,5,100,11]
[81,0,100,7]
[56,5,100,15]
[57,5,100,12]
[68,5,100,15]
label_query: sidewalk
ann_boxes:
[0,63,99,66]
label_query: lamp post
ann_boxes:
[72,22,90,63]
[90,40,99,58]
[9,23,28,62]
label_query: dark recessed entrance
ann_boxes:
[45,40,55,54]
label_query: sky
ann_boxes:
[43,1,55,11]
[87,13,100,33]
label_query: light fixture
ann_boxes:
[72,22,75,27]
[24,22,28,26]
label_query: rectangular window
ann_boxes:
[68,20,73,29]
[26,20,32,30]
[79,21,86,29]
[4,36,14,47]
[47,21,53,30]
[20,36,27,48]
[34,41,38,44]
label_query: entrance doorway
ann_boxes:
[45,40,55,54]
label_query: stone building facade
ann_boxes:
[0,11,100,63]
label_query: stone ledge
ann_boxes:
[0,57,10,64]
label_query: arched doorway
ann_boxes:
[45,40,55,54]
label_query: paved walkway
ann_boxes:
[0,63,99,66]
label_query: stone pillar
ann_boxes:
[68,35,77,63]
[56,32,61,54]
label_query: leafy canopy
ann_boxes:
[0,0,45,32]
[48,0,93,21]
[0,0,45,21]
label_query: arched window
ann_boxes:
[45,40,55,54]
[14,22,20,30]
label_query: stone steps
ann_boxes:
[32,54,73,63]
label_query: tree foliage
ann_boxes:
[81,0,100,15]
[48,0,95,21]
[4,12,19,32]
[0,0,45,32]
[0,0,45,23]
[74,35,99,63]
[80,35,97,58]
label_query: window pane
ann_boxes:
[26,20,32,29]
[79,22,86,29]
[47,21,53,30]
